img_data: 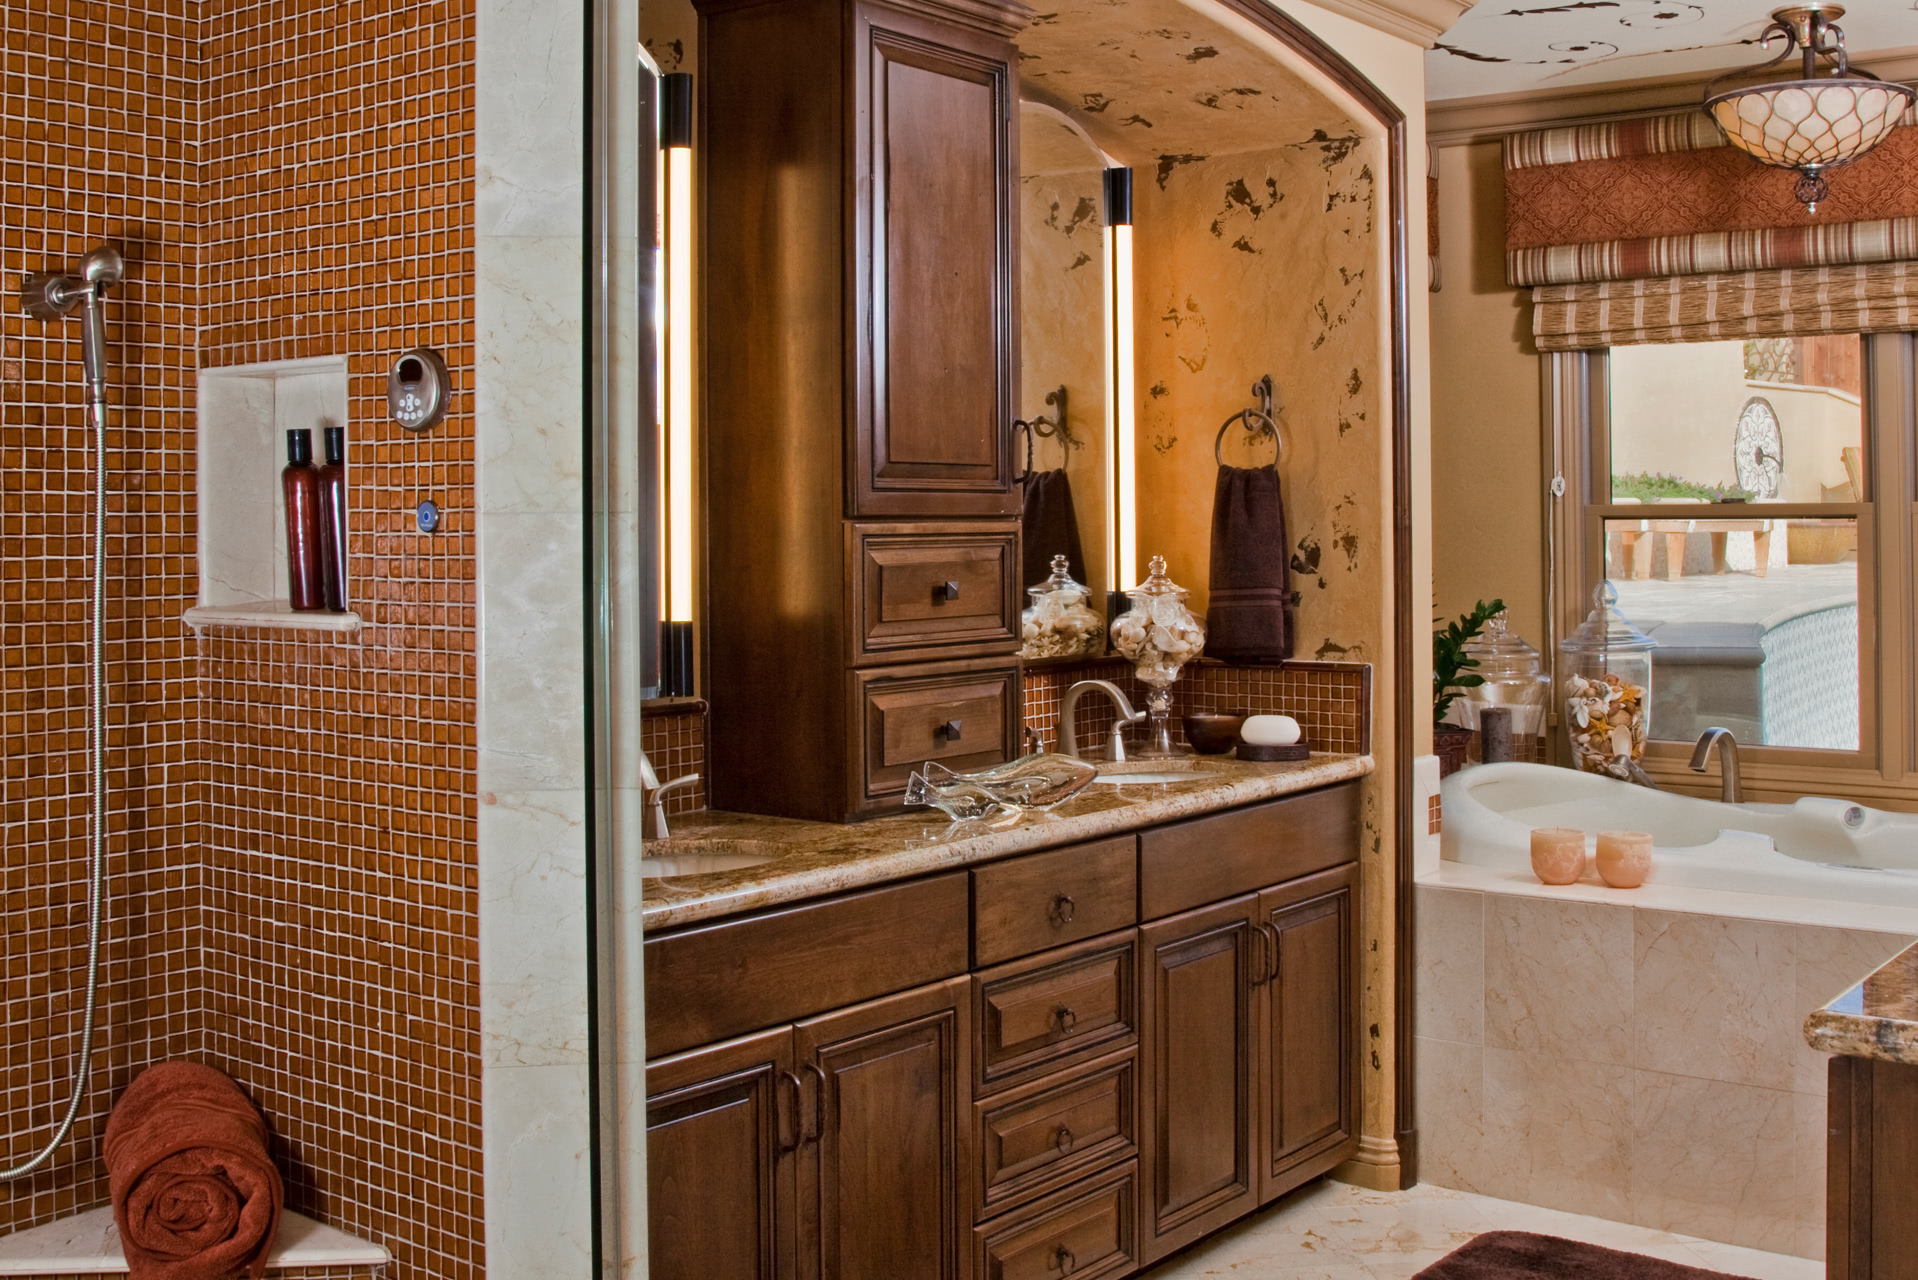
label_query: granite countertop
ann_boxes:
[641,753,1373,931]
[1805,939,1918,1065]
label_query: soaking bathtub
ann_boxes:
[1440,761,1918,908]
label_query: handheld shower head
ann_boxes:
[79,247,124,290]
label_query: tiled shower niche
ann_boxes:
[190,357,358,631]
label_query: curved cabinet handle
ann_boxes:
[1257,921,1282,985]
[1049,893,1076,927]
[1054,1124,1074,1154]
[1052,1244,1077,1275]
[777,1070,804,1153]
[1052,1005,1077,1035]
[801,1062,828,1143]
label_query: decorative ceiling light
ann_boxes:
[1704,3,1914,213]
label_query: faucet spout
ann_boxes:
[1060,680,1148,761]
[1688,727,1743,804]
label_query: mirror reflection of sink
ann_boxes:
[640,838,782,878]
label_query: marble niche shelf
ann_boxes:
[192,356,355,633]
[0,1206,390,1275]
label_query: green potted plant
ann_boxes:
[1434,598,1505,778]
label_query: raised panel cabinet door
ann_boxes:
[647,1027,801,1280]
[852,5,1019,516]
[1256,864,1360,1202]
[1137,894,1260,1265]
[797,976,974,1280]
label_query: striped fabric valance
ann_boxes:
[1505,109,1918,289]
[1532,262,1918,352]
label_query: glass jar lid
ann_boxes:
[1127,554,1189,602]
[1029,554,1089,605]
[1462,610,1547,681]
[1561,581,1656,656]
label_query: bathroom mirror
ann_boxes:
[1016,102,1110,636]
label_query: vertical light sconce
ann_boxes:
[658,72,695,696]
[1102,166,1137,613]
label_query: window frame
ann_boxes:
[1543,334,1918,804]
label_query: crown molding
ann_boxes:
[1297,0,1477,49]
[1428,45,1918,146]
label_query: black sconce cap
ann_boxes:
[1103,167,1133,227]
[662,73,694,149]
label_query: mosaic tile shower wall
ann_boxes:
[0,0,202,1237]
[0,2,482,1276]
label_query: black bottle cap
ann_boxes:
[286,428,313,466]
[323,426,345,465]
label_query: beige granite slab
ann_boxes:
[1804,937,1918,1064]
[640,754,1372,931]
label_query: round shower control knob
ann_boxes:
[416,500,441,533]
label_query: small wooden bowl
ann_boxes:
[1183,712,1249,755]
[1237,741,1310,762]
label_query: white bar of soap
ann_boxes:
[1241,714,1301,746]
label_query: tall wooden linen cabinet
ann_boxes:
[696,0,1034,821]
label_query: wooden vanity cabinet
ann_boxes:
[646,784,1363,1280]
[696,0,1033,822]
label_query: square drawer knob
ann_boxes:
[935,579,961,603]
[939,718,963,742]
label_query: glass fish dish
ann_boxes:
[903,753,1098,822]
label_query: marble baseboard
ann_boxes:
[1414,880,1913,1259]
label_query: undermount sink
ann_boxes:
[1091,758,1215,784]
[640,838,781,878]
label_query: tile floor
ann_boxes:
[1143,1180,1823,1280]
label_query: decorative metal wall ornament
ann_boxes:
[1703,4,1915,213]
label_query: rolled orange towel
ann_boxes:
[104,1062,284,1280]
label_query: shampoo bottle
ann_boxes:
[317,426,347,611]
[283,428,324,612]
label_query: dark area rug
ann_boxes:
[1413,1232,1760,1280]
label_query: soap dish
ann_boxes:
[1238,741,1309,762]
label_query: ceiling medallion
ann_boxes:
[1703,3,1915,213]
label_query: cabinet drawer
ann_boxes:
[973,837,1137,967]
[977,1050,1136,1216]
[976,933,1136,1093]
[645,872,970,1058]
[850,522,1019,663]
[854,659,1019,810]
[973,1161,1137,1280]
[1139,782,1360,920]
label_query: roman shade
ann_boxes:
[1506,107,1918,349]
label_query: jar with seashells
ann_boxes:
[1020,555,1104,660]
[1109,555,1206,757]
[1560,582,1657,781]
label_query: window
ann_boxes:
[1547,334,1918,796]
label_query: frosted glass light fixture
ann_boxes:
[1703,4,1914,213]
[658,72,696,695]
[1102,166,1137,609]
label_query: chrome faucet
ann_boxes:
[639,750,701,839]
[1060,680,1147,761]
[1689,727,1743,804]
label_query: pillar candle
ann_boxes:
[1595,830,1653,888]
[1529,827,1586,886]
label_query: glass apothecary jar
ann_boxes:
[1560,582,1656,780]
[1109,555,1206,757]
[1020,555,1104,660]
[1454,610,1552,749]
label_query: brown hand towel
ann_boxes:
[1021,467,1090,591]
[1205,464,1292,664]
[105,1062,284,1280]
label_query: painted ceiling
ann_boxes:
[1426,1,1918,102]
[1016,0,1361,163]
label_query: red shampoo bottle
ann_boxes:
[283,428,324,612]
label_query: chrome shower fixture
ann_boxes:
[21,247,124,406]
[3,244,121,1182]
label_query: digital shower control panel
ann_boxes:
[387,348,450,432]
